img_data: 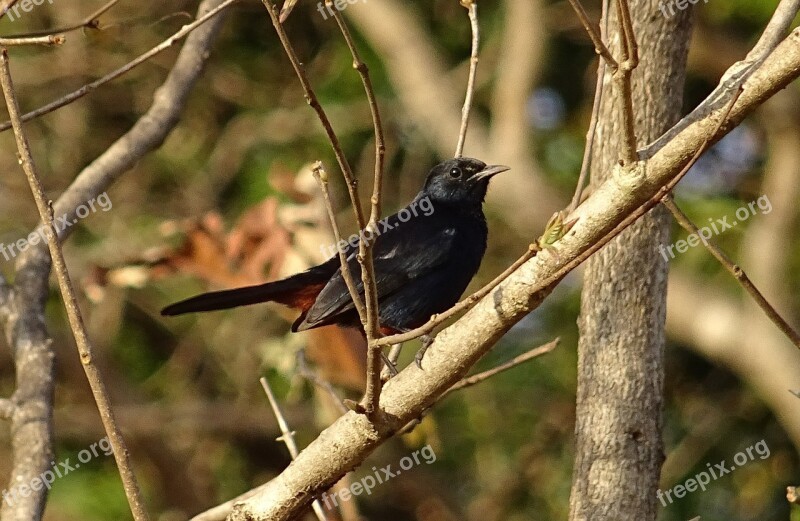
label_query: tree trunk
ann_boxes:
[568,1,692,519]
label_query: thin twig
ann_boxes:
[445,338,559,395]
[0,34,65,46]
[455,0,479,157]
[0,0,242,133]
[312,162,367,323]
[329,1,386,414]
[279,0,299,22]
[570,59,604,212]
[566,0,617,68]
[260,378,329,521]
[613,0,639,165]
[644,0,800,158]
[0,49,150,521]
[662,196,800,349]
[262,0,370,319]
[616,0,638,67]
[569,0,610,213]
[312,162,398,391]
[374,243,541,347]
[3,0,120,38]
[567,0,638,166]
[380,343,403,381]
[396,339,560,436]
[296,350,348,415]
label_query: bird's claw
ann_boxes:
[414,334,435,369]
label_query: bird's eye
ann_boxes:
[449,167,462,179]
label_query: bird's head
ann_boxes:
[421,157,509,207]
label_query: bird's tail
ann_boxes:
[161,273,327,316]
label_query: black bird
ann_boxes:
[161,158,508,339]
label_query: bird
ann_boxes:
[161,157,508,351]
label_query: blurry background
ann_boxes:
[0,1,798,520]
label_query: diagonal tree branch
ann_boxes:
[0,48,151,521]
[662,195,800,348]
[643,0,800,157]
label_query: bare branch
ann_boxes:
[263,0,388,414]
[4,0,121,38]
[278,0,299,22]
[0,0,242,133]
[662,196,800,348]
[0,48,150,521]
[535,88,743,301]
[566,0,617,68]
[445,338,559,394]
[311,162,367,324]
[0,34,64,46]
[259,378,329,521]
[329,1,387,414]
[0,256,55,521]
[37,0,233,242]
[570,56,605,212]
[643,0,800,157]
[0,0,18,21]
[613,0,639,165]
[455,0,479,157]
[380,343,403,382]
[296,350,348,416]
[261,0,369,310]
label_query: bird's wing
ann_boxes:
[298,215,456,329]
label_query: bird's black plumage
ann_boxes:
[161,157,508,335]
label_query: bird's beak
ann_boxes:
[473,164,510,181]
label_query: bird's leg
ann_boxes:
[414,334,436,369]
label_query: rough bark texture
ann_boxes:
[569,2,692,520]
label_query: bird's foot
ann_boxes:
[414,334,436,369]
[537,210,578,249]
